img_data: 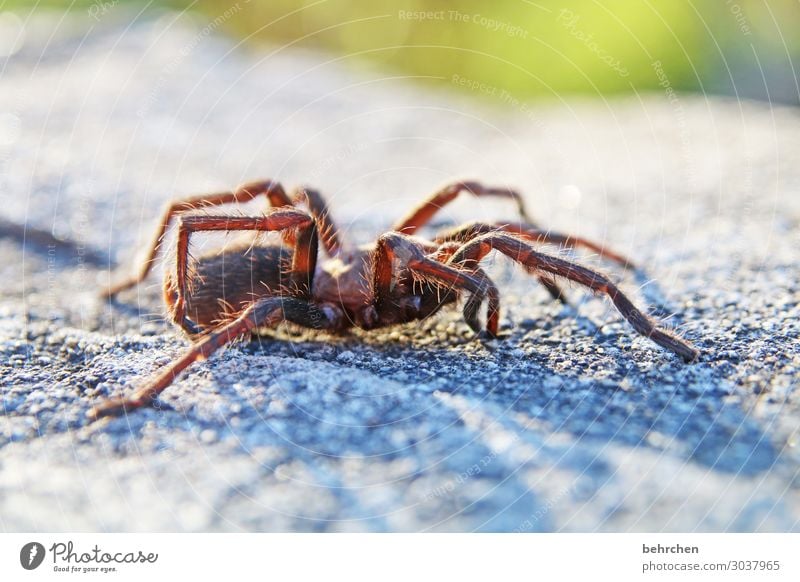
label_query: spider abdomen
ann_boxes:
[164,244,291,329]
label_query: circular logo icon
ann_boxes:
[20,542,46,570]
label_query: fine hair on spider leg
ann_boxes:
[101,180,296,299]
[448,232,699,362]
[86,297,334,420]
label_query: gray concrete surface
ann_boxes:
[0,12,799,532]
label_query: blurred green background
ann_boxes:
[5,0,800,105]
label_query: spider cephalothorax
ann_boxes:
[90,180,698,420]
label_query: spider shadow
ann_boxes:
[410,340,776,478]
[104,294,169,327]
[242,311,777,480]
[0,217,113,270]
[172,319,779,532]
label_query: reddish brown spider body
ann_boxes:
[89,180,698,421]
[166,240,456,333]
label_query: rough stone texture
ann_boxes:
[1,13,798,532]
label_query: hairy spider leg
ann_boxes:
[169,209,319,333]
[86,296,341,420]
[449,232,699,361]
[291,186,343,257]
[371,232,500,335]
[102,180,295,298]
[435,221,636,270]
[392,180,536,234]
[391,181,574,302]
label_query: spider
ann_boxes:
[89,180,699,420]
